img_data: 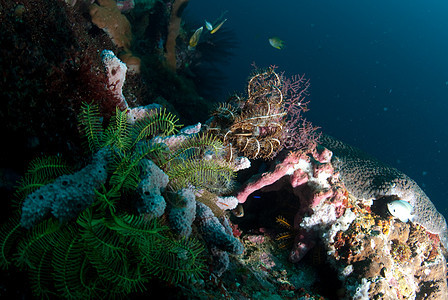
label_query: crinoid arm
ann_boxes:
[78,102,104,153]
[132,108,182,145]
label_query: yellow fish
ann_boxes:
[210,18,227,34]
[189,26,203,49]
[269,37,285,49]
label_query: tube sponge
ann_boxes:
[195,202,243,255]
[167,188,197,237]
[20,148,109,229]
[136,159,169,218]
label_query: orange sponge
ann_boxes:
[89,0,132,50]
[90,0,140,72]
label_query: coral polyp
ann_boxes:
[390,240,412,263]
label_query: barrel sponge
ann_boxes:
[136,159,169,218]
[21,148,109,229]
[195,202,244,255]
[319,134,448,250]
[167,188,196,237]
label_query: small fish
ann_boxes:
[205,20,213,31]
[210,18,227,34]
[387,200,413,222]
[269,37,285,49]
[232,204,244,217]
[188,26,203,49]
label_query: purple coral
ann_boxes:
[235,146,343,262]
[281,72,321,151]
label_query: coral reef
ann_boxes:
[231,135,448,299]
[101,49,129,107]
[195,202,244,277]
[1,73,248,296]
[1,101,244,298]
[1,1,447,299]
[321,197,448,299]
[235,145,343,263]
[0,0,121,169]
[196,202,244,256]
[319,134,448,252]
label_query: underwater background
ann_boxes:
[1,0,448,298]
[186,0,448,220]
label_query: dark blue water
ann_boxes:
[186,0,448,219]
